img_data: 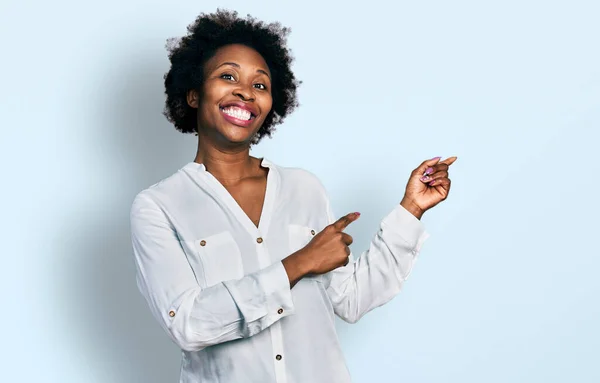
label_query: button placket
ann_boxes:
[255,232,271,268]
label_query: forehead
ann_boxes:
[204,44,270,75]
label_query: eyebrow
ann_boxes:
[216,62,271,79]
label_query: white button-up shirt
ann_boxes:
[129,158,430,383]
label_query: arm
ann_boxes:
[324,198,430,324]
[130,194,295,352]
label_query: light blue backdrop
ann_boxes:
[2,0,599,382]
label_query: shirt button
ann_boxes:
[200,240,206,246]
[310,229,315,236]
[277,308,284,314]
[275,354,282,361]
[168,310,175,317]
[256,237,263,244]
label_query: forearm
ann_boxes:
[326,204,430,323]
[141,261,295,352]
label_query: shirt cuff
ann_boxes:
[264,261,295,319]
[381,203,431,252]
[223,261,295,326]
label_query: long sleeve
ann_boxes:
[323,197,430,324]
[129,193,295,352]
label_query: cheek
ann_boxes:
[197,102,212,124]
[260,95,273,118]
[198,88,219,119]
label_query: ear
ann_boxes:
[187,89,199,108]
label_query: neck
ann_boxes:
[193,140,258,182]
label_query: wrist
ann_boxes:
[292,249,315,276]
[282,250,313,288]
[400,198,425,220]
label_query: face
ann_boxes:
[187,44,273,147]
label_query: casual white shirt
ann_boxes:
[129,158,430,383]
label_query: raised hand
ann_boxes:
[400,156,458,218]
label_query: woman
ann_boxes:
[130,9,457,383]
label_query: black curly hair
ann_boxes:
[163,9,301,145]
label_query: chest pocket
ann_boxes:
[195,231,244,288]
[288,224,323,284]
[288,224,317,253]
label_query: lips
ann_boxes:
[219,101,258,127]
[219,101,258,117]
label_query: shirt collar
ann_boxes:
[184,157,272,172]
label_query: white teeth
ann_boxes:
[222,106,252,121]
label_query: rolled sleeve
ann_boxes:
[223,261,295,337]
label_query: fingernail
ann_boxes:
[429,179,436,185]
[425,167,434,174]
[420,175,430,181]
[430,156,441,161]
[355,212,361,216]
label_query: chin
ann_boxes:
[220,127,256,144]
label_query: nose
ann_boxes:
[233,82,254,102]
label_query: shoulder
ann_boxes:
[130,164,192,215]
[272,162,328,195]
[269,161,331,211]
[270,160,334,225]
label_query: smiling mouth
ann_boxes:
[219,106,256,122]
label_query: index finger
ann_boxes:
[331,212,360,231]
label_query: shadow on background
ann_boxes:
[56,46,194,382]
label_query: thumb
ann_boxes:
[415,156,442,174]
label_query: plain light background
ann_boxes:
[2,0,599,382]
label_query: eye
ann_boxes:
[220,73,235,81]
[254,83,267,90]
